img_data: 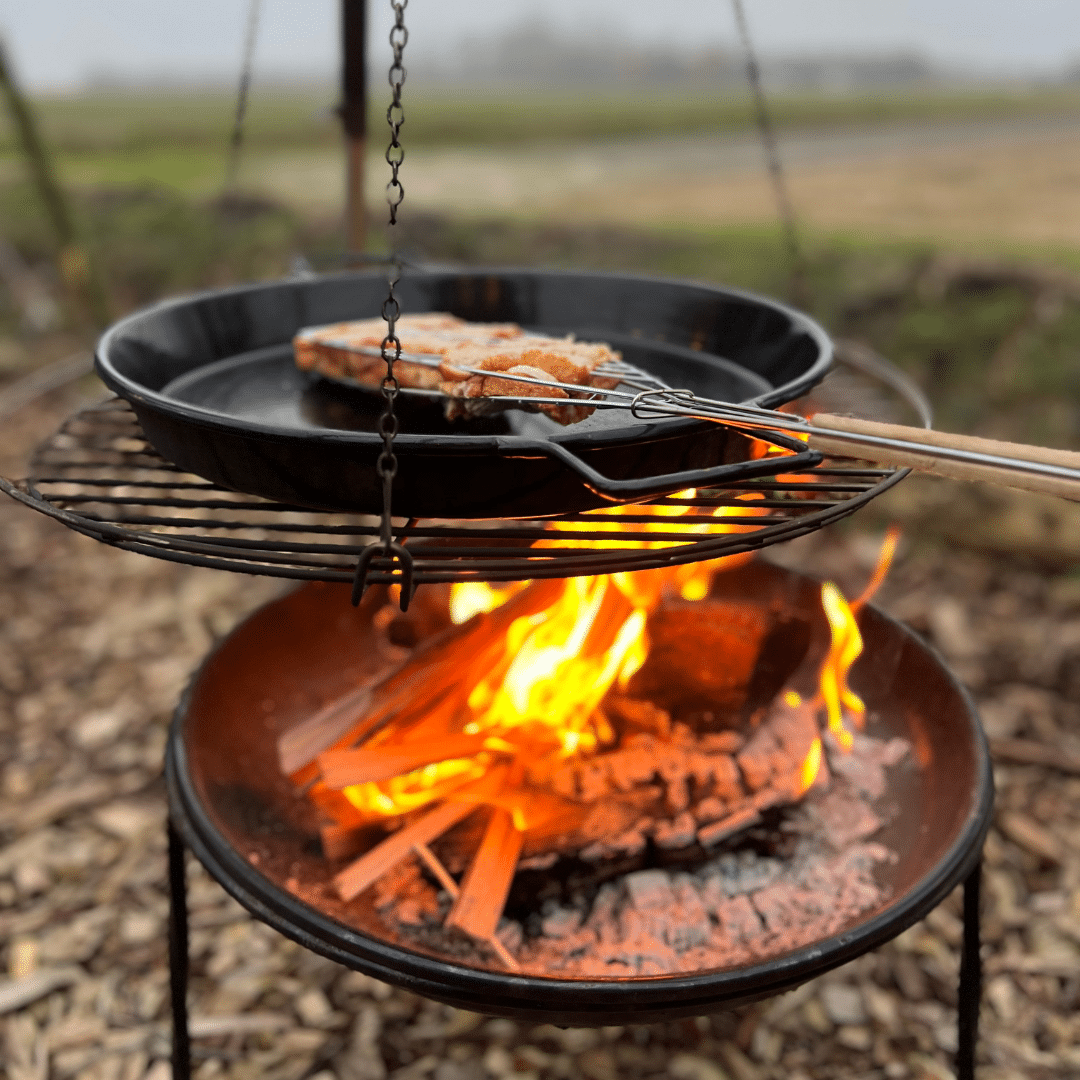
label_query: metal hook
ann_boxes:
[351,540,415,610]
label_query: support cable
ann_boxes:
[729,0,807,306]
[225,0,262,191]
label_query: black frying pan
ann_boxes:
[94,268,832,519]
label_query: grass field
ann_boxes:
[4,83,1080,196]
[4,83,1079,259]
[3,82,1080,460]
[8,84,1080,153]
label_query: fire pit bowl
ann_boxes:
[166,562,991,1024]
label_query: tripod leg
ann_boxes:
[955,857,982,1080]
[168,819,192,1080]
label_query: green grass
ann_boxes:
[6,83,1080,157]
[6,82,1080,210]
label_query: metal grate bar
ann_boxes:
[2,399,910,587]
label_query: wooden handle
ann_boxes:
[807,413,1080,500]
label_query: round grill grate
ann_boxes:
[2,396,909,587]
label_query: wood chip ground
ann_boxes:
[2,392,1078,1080]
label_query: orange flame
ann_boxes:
[347,497,772,819]
[463,575,635,756]
[819,582,864,751]
[852,524,901,611]
[450,581,528,625]
[796,736,824,796]
[343,756,488,816]
[815,527,901,752]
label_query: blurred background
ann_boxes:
[2,1,1080,548]
[5,1,1080,549]
[4,8,1080,1080]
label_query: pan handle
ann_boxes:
[533,439,823,502]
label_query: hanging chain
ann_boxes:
[385,1,407,226]
[352,0,415,611]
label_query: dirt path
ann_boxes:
[251,113,1080,246]
[1,391,1079,1079]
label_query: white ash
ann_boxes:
[509,730,909,977]
[381,729,910,977]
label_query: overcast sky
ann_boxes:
[3,0,1080,92]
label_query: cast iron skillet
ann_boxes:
[95,268,832,519]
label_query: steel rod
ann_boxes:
[168,820,192,1080]
[956,858,983,1080]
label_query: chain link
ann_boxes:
[385,2,408,223]
[353,0,414,611]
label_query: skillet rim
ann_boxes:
[94,266,834,455]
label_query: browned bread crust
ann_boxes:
[294,313,620,425]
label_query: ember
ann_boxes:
[279,521,905,972]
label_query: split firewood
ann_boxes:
[278,579,564,777]
[278,683,376,777]
[318,734,491,789]
[334,800,479,901]
[412,841,461,897]
[446,807,524,941]
[626,596,773,713]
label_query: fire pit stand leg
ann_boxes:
[956,855,982,1080]
[168,819,193,1080]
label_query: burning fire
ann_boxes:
[449,581,528,624]
[815,525,901,752]
[798,735,824,796]
[539,488,766,604]
[295,503,900,957]
[333,525,898,821]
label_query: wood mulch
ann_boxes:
[2,391,1079,1080]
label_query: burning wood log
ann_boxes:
[446,807,524,941]
[334,800,478,902]
[277,683,375,777]
[318,734,491,789]
[277,579,564,778]
[625,596,774,714]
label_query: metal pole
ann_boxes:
[956,858,983,1080]
[167,820,192,1080]
[0,37,110,326]
[341,0,367,261]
